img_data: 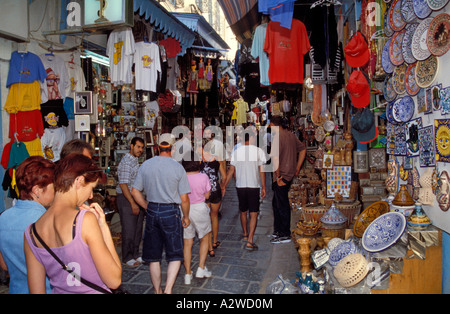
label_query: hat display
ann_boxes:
[347,70,371,108]
[389,0,406,32]
[412,17,433,61]
[427,13,450,57]
[158,133,176,146]
[427,0,450,10]
[344,32,370,68]
[402,23,419,64]
[351,107,378,143]
[414,0,432,19]
[389,29,406,65]
[415,55,439,88]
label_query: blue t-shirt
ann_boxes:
[251,23,270,86]
[6,51,47,88]
[0,200,51,294]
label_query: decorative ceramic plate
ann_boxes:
[427,0,450,10]
[392,63,407,95]
[414,0,432,19]
[384,4,395,37]
[315,126,326,142]
[353,201,390,238]
[383,74,397,102]
[390,29,406,65]
[390,0,406,32]
[362,212,407,252]
[405,62,421,96]
[402,23,418,64]
[393,96,415,123]
[328,241,360,267]
[427,13,450,57]
[327,237,344,252]
[415,55,439,88]
[412,18,433,61]
[382,38,395,73]
[400,0,417,23]
[388,99,401,124]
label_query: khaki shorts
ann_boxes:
[183,202,212,239]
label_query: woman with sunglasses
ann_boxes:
[24,153,122,294]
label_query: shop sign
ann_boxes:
[66,0,133,29]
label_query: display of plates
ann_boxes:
[327,238,344,252]
[402,23,418,64]
[383,74,397,102]
[427,0,450,10]
[328,241,360,267]
[415,55,439,88]
[390,0,406,31]
[412,18,433,61]
[390,29,406,65]
[414,0,432,19]
[382,38,395,74]
[388,99,401,124]
[427,13,450,57]
[400,0,417,23]
[353,201,390,238]
[392,63,407,95]
[362,212,407,253]
[393,96,415,123]
[384,4,395,37]
[405,62,421,96]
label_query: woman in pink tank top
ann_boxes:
[24,154,122,294]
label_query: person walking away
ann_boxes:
[181,151,212,284]
[222,130,266,250]
[116,137,145,267]
[24,154,122,293]
[131,134,191,294]
[0,156,55,294]
[269,116,306,244]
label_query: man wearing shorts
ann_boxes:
[131,134,191,294]
[222,129,266,250]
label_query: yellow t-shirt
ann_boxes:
[4,81,42,113]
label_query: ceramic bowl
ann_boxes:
[328,241,360,267]
[362,212,407,252]
[353,201,390,237]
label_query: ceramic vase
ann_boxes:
[297,238,312,273]
[407,203,432,230]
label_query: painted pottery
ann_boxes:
[437,170,450,212]
[353,201,390,237]
[392,185,415,206]
[407,203,432,230]
[334,253,369,288]
[362,212,407,252]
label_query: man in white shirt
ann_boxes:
[222,129,266,251]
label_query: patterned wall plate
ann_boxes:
[427,13,450,57]
[405,62,421,96]
[427,0,450,10]
[353,201,390,238]
[402,23,418,64]
[384,74,398,102]
[382,38,395,73]
[414,0,432,19]
[384,4,395,37]
[393,96,415,123]
[415,55,439,88]
[412,17,433,61]
[435,119,450,162]
[400,0,417,23]
[390,0,406,31]
[390,29,406,65]
[362,212,406,252]
[387,99,400,124]
[392,63,407,95]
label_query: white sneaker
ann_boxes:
[184,273,193,285]
[195,266,212,278]
[125,259,140,267]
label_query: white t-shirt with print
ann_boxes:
[107,27,136,85]
[133,41,161,92]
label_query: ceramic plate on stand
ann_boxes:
[427,13,450,57]
[412,18,433,61]
[405,62,421,96]
[362,212,406,252]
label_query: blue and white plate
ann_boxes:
[362,212,407,253]
[383,74,397,102]
[384,4,395,37]
[414,0,432,19]
[390,0,406,31]
[393,96,415,123]
[402,23,418,64]
[382,38,395,74]
[412,17,433,61]
[400,0,417,23]
[328,241,360,267]
[386,100,399,124]
[427,0,450,10]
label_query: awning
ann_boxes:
[134,0,196,53]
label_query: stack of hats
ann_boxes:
[344,31,378,144]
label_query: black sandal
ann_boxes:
[212,241,221,249]
[245,242,258,251]
[208,249,215,257]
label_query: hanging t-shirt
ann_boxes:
[166,57,179,91]
[39,54,70,103]
[65,61,86,97]
[159,37,181,58]
[264,19,311,84]
[235,98,249,126]
[133,41,161,92]
[107,27,136,86]
[8,110,44,142]
[251,23,270,86]
[40,99,69,129]
[144,101,159,128]
[23,138,44,157]
[4,81,42,113]
[41,127,66,162]
[6,51,47,88]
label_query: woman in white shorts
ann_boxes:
[182,152,212,284]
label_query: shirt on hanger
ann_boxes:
[8,110,44,142]
[41,127,66,162]
[264,19,311,84]
[39,54,70,103]
[4,81,42,114]
[65,61,86,97]
[107,27,136,86]
[159,37,181,58]
[40,99,69,129]
[251,23,270,86]
[133,41,161,92]
[6,51,47,88]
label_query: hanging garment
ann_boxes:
[4,81,42,114]
[6,51,47,87]
[39,54,70,103]
[133,41,161,92]
[106,27,136,85]
[251,23,270,86]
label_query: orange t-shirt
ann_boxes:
[264,19,311,84]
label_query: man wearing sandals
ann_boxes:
[222,128,266,251]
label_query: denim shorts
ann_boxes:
[142,202,184,263]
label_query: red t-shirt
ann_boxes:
[264,19,311,84]
[159,37,181,58]
[9,109,45,142]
